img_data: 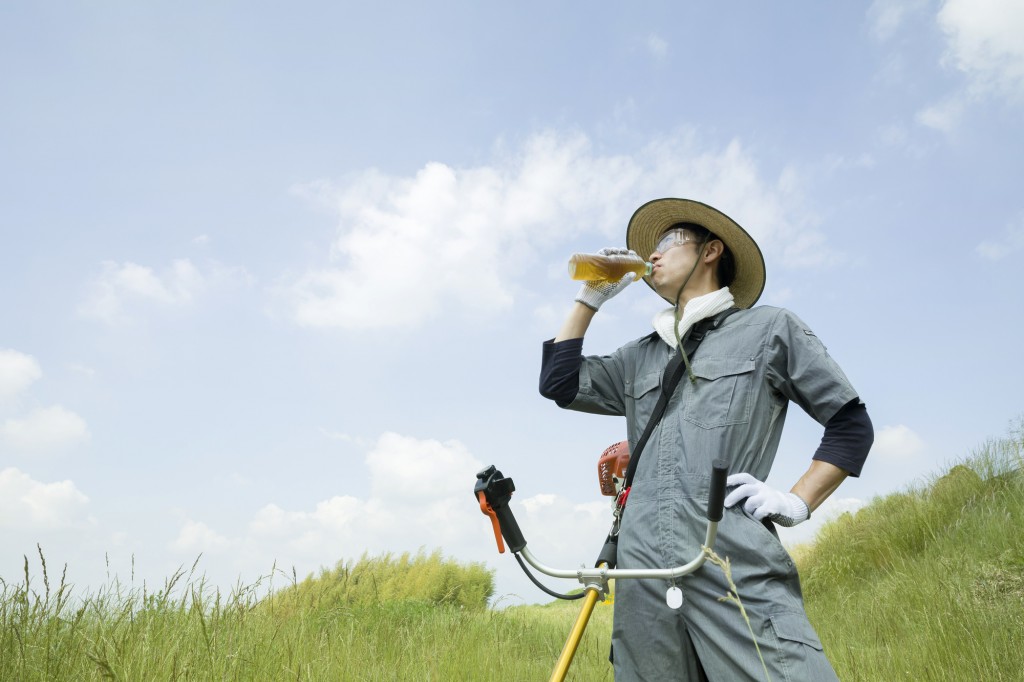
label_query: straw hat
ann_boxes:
[626,198,766,309]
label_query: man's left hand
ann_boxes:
[724,473,809,527]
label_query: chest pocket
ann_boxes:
[624,370,662,442]
[683,357,756,429]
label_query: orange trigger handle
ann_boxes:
[477,491,506,553]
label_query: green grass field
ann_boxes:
[3,424,1022,681]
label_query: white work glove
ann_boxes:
[574,248,639,311]
[724,473,810,527]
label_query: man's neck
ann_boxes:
[671,284,719,311]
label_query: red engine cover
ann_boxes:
[597,440,631,496]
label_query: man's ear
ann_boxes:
[703,239,725,264]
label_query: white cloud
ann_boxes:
[170,432,489,567]
[171,520,232,553]
[937,0,1024,98]
[318,428,363,444]
[68,363,98,379]
[868,0,929,41]
[516,493,610,555]
[871,424,927,459]
[0,349,42,403]
[531,302,560,329]
[78,258,252,323]
[916,96,966,132]
[366,432,479,503]
[1,405,90,453]
[0,468,93,530]
[878,122,909,147]
[282,130,827,330]
[247,497,365,555]
[976,212,1024,260]
[646,33,669,60]
[915,0,1024,133]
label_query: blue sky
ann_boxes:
[2,0,1022,605]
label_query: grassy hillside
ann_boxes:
[797,425,1024,680]
[2,425,1021,680]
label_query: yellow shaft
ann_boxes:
[548,587,602,682]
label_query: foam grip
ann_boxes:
[706,459,729,522]
[494,503,527,553]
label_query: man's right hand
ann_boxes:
[574,248,638,311]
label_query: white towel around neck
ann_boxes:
[652,287,735,348]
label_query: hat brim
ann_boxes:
[625,198,766,309]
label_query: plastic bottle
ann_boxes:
[568,252,653,282]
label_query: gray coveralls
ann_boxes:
[567,306,858,681]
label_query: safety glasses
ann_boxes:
[654,230,698,255]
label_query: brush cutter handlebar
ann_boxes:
[475,460,730,582]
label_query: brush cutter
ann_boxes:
[474,445,728,682]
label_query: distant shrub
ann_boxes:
[267,548,494,613]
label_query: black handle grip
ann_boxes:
[494,504,527,554]
[706,459,729,522]
[474,465,528,553]
[595,534,618,569]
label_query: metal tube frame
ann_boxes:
[518,520,719,585]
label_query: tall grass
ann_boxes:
[799,422,1024,681]
[0,547,612,680]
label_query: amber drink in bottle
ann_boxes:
[568,253,652,282]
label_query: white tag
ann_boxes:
[666,586,683,609]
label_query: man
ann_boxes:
[539,198,872,681]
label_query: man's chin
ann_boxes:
[651,280,674,300]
